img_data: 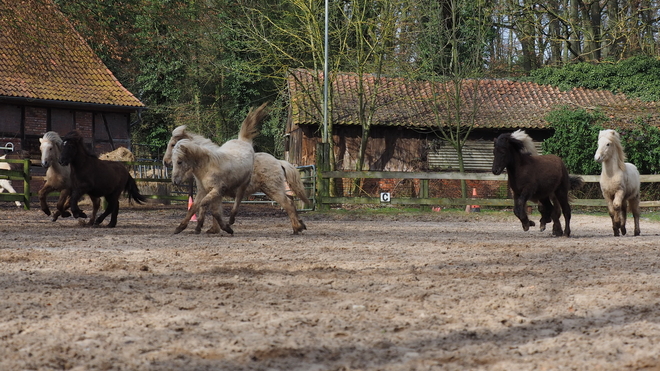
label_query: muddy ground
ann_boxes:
[1,202,660,370]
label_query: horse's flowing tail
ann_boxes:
[280,160,311,206]
[569,175,584,191]
[125,175,147,204]
[238,102,269,144]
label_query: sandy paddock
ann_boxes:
[1,203,660,370]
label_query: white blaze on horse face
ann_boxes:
[595,137,610,163]
[40,140,53,167]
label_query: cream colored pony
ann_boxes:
[169,104,264,235]
[163,105,311,234]
[594,129,641,236]
[38,131,101,223]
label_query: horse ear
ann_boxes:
[39,138,44,143]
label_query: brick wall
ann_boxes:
[24,107,47,135]
[75,111,93,138]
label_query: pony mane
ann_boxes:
[599,129,627,171]
[510,130,538,155]
[172,125,219,151]
[173,139,214,165]
[62,130,97,158]
[42,131,63,146]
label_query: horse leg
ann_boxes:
[69,189,87,219]
[0,180,21,207]
[54,189,72,220]
[538,198,554,232]
[38,183,55,216]
[201,189,233,235]
[620,199,628,236]
[174,189,215,234]
[550,197,564,237]
[106,196,121,228]
[94,198,113,226]
[228,186,248,226]
[264,185,306,234]
[87,197,101,226]
[630,196,641,236]
[556,192,572,237]
[609,191,626,236]
[513,194,532,231]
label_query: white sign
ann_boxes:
[380,192,391,203]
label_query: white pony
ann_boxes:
[170,103,264,235]
[0,154,22,207]
[594,129,641,236]
[38,131,100,223]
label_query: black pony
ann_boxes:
[59,131,145,227]
[492,131,583,237]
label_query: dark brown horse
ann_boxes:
[59,131,146,228]
[492,130,583,237]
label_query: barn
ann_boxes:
[0,0,144,158]
[285,69,660,173]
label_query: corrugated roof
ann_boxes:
[0,0,144,108]
[288,69,660,129]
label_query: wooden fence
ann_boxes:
[317,170,660,208]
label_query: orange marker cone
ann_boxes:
[470,188,480,212]
[188,196,197,222]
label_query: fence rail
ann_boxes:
[318,171,660,208]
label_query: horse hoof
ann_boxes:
[42,209,51,216]
[173,226,186,234]
[206,228,220,234]
[61,211,71,218]
[528,221,535,227]
[223,226,234,235]
[621,227,627,235]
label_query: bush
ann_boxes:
[542,107,605,175]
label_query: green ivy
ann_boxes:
[528,56,660,102]
[543,107,660,175]
[619,120,660,174]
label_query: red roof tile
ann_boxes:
[288,69,660,129]
[0,0,144,108]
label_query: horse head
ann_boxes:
[171,139,197,186]
[59,131,84,166]
[595,129,626,170]
[492,133,513,175]
[40,132,62,168]
[163,125,191,167]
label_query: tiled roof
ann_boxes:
[0,0,144,108]
[288,69,660,129]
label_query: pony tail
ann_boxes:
[125,175,146,204]
[280,160,311,206]
[238,102,269,144]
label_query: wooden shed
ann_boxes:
[0,0,144,158]
[285,69,660,172]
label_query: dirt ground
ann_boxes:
[2,202,660,371]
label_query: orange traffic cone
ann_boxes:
[188,196,197,222]
[470,188,480,212]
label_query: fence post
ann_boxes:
[316,142,330,211]
[419,178,429,211]
[22,158,30,210]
